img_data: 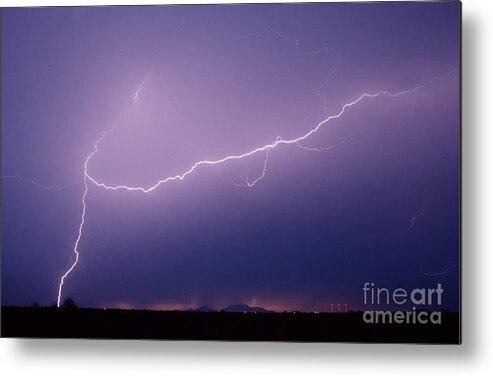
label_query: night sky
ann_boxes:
[1,2,460,312]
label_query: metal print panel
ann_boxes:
[1,1,461,343]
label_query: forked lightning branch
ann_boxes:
[55,71,454,307]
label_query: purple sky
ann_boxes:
[1,2,460,312]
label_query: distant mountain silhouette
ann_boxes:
[193,306,217,312]
[223,304,273,313]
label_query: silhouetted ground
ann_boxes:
[1,307,460,343]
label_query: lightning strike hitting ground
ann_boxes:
[55,70,453,305]
[56,79,148,307]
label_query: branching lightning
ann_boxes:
[419,264,458,277]
[56,79,148,307]
[388,210,426,240]
[1,175,69,191]
[296,140,358,153]
[245,148,271,188]
[269,26,340,109]
[231,25,340,109]
[49,28,455,305]
[133,74,150,104]
[84,71,453,195]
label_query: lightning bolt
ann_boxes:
[271,27,340,110]
[296,140,358,153]
[419,264,457,277]
[228,26,341,183]
[246,145,270,187]
[1,175,69,191]
[133,74,150,104]
[55,66,455,306]
[85,71,453,194]
[388,210,426,240]
[236,148,271,188]
[230,25,340,109]
[56,79,148,307]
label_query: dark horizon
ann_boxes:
[1,305,460,343]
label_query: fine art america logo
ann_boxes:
[362,282,444,325]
